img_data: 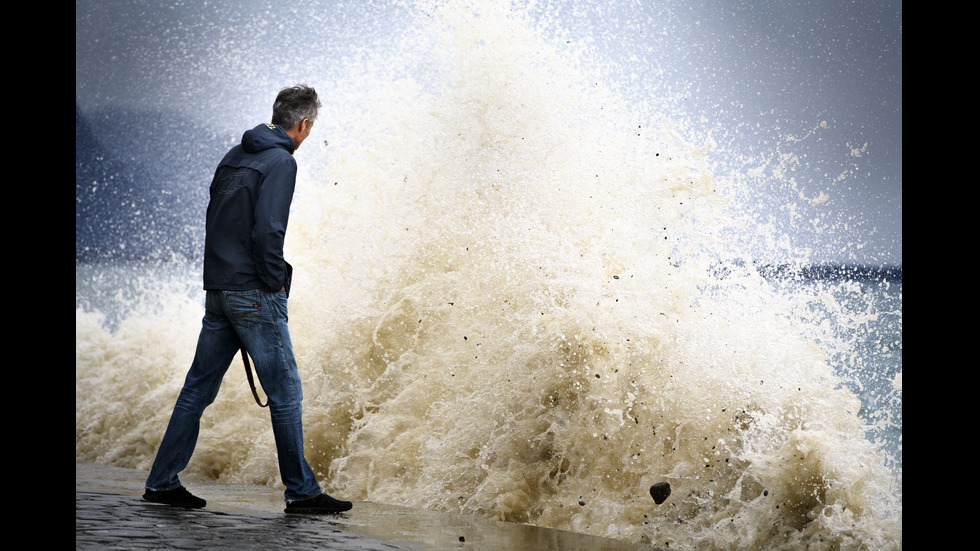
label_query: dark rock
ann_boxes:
[649,482,671,504]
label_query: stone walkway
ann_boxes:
[76,462,663,550]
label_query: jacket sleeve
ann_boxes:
[251,155,297,292]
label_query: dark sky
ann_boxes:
[76,0,901,266]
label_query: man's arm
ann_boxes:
[252,156,298,292]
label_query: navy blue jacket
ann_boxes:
[203,123,297,294]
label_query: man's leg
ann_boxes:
[226,288,323,502]
[145,291,240,503]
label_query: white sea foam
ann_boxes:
[76,2,901,548]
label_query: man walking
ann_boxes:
[143,85,351,515]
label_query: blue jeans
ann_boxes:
[145,289,322,502]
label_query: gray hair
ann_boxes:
[271,85,321,129]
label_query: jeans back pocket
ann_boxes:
[225,290,262,329]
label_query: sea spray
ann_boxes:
[76,1,901,548]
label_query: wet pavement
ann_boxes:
[76,462,663,550]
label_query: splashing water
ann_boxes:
[77,1,901,548]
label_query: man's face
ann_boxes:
[293,118,314,150]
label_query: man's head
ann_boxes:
[272,84,321,150]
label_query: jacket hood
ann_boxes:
[241,123,295,155]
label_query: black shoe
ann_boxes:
[284,493,353,514]
[143,486,207,508]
